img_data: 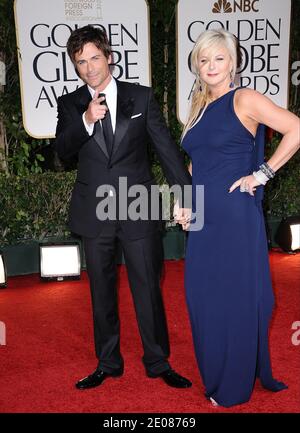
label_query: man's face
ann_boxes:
[74,42,112,90]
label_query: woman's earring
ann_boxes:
[196,74,202,92]
[229,71,234,88]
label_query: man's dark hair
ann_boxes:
[67,25,111,63]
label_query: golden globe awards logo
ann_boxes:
[177,0,291,124]
[212,0,260,13]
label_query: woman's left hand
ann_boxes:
[228,174,260,196]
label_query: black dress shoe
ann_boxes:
[147,369,192,388]
[75,368,123,390]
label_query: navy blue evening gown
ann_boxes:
[182,87,287,407]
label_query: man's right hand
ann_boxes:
[84,89,108,126]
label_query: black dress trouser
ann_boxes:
[83,221,171,375]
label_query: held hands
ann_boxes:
[173,199,192,231]
[84,89,108,126]
[228,174,260,196]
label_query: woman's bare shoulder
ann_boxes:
[235,87,276,112]
[235,87,264,102]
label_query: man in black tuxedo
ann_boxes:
[54,25,192,390]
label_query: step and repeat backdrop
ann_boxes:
[177,0,291,123]
[14,0,151,137]
[14,0,291,137]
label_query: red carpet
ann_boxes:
[0,250,299,413]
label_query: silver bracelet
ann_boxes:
[259,162,275,179]
[252,170,269,185]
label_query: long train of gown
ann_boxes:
[182,88,287,407]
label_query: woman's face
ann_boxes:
[197,44,233,89]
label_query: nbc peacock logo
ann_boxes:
[212,0,233,13]
[212,0,260,13]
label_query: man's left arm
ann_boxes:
[146,89,191,185]
[145,88,192,210]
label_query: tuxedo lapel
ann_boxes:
[93,121,109,159]
[75,84,91,115]
[75,84,109,159]
[112,81,134,158]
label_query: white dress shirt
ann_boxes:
[82,75,117,135]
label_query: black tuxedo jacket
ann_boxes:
[54,80,191,239]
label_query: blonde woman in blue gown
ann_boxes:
[179,29,300,408]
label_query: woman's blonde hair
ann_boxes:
[182,29,241,137]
